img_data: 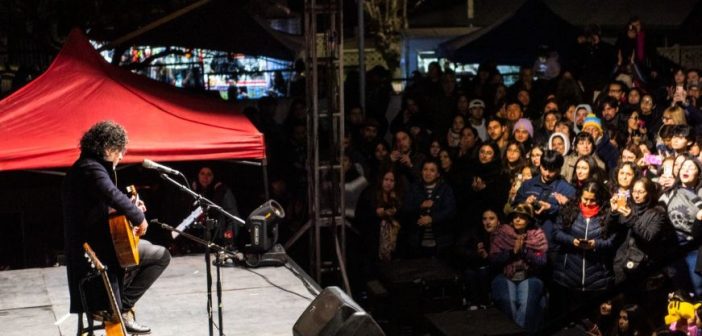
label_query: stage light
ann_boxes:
[244,199,285,254]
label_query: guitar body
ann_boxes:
[83,243,128,336]
[109,214,140,268]
[109,185,140,268]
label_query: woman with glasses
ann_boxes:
[611,177,673,324]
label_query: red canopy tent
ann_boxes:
[0,29,265,171]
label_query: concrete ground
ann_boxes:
[0,254,318,336]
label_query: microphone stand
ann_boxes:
[158,173,244,336]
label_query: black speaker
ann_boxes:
[293,286,385,336]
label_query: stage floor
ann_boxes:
[0,254,318,336]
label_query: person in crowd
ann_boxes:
[355,168,404,264]
[426,136,443,160]
[514,149,576,243]
[490,203,548,334]
[390,96,424,135]
[562,132,606,182]
[454,208,501,309]
[570,155,606,188]
[659,156,702,297]
[503,141,528,178]
[623,110,651,147]
[611,177,673,325]
[599,96,622,130]
[446,114,466,148]
[662,105,688,127]
[468,99,488,141]
[468,142,510,225]
[670,125,695,156]
[487,116,510,155]
[191,166,241,247]
[640,93,662,139]
[505,100,525,125]
[611,304,653,336]
[611,162,639,206]
[528,146,544,169]
[570,104,593,134]
[453,125,481,174]
[622,87,643,115]
[581,113,620,170]
[63,121,170,334]
[552,181,617,319]
[512,118,534,149]
[534,111,561,145]
[401,160,456,258]
[548,132,570,157]
[390,129,425,186]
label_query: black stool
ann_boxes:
[76,273,105,336]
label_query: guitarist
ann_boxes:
[63,121,171,334]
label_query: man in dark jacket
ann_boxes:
[63,121,170,334]
[514,150,576,243]
[402,160,456,258]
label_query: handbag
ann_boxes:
[623,236,647,273]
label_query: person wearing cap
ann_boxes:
[582,113,620,170]
[514,150,576,243]
[490,203,548,333]
[468,99,488,141]
[551,181,617,314]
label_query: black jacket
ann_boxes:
[612,204,672,283]
[63,153,144,313]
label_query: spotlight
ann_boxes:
[242,200,287,267]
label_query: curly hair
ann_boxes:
[79,120,128,157]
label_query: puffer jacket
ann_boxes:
[552,209,618,291]
[612,204,673,283]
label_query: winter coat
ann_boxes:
[552,209,617,291]
[62,153,145,313]
[612,204,673,283]
[514,175,576,242]
[402,179,456,251]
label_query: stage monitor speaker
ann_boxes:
[293,286,385,336]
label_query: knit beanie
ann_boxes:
[582,113,602,133]
[513,118,534,138]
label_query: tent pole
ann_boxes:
[261,158,270,200]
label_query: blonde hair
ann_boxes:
[663,105,687,125]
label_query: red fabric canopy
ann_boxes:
[0,29,265,171]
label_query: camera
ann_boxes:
[532,201,542,211]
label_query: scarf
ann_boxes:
[580,202,600,218]
[490,224,548,278]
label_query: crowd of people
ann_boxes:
[250,18,702,335]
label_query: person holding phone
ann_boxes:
[659,156,702,296]
[551,181,618,317]
[611,162,640,208]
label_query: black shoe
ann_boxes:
[122,311,151,335]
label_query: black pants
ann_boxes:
[120,240,171,310]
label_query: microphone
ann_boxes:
[142,159,181,175]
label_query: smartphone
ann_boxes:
[617,191,628,208]
[664,164,673,176]
[644,154,662,165]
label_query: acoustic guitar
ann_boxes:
[83,242,128,336]
[109,185,140,268]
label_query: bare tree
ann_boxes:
[364,0,408,72]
